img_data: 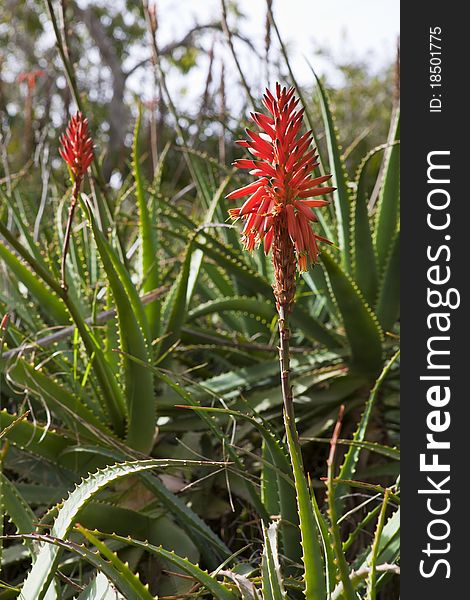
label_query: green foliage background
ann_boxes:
[0,1,399,598]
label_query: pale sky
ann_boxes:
[149,0,400,112]
[13,0,399,119]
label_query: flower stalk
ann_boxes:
[59,112,94,292]
[272,218,297,432]
[60,180,79,292]
[227,83,334,439]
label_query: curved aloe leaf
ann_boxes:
[84,202,154,453]
[160,215,273,297]
[291,305,342,350]
[261,438,280,516]
[158,236,194,358]
[375,229,400,331]
[14,533,153,600]
[59,442,231,567]
[1,218,126,436]
[188,296,340,351]
[2,477,59,599]
[351,147,383,305]
[321,251,383,377]
[187,175,231,305]
[0,409,86,462]
[79,503,199,564]
[285,415,326,599]
[77,526,155,600]
[311,68,351,270]
[0,242,68,325]
[152,371,269,522]
[1,475,35,551]
[19,458,226,600]
[352,507,400,585]
[7,360,115,440]
[374,110,400,274]
[366,488,392,600]
[132,105,160,339]
[79,527,239,600]
[339,351,399,482]
[188,296,274,324]
[310,485,337,597]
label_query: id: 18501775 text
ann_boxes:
[429,27,442,113]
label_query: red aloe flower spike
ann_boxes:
[59,112,94,292]
[59,112,94,183]
[227,84,334,298]
[229,86,335,532]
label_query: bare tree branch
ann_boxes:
[124,23,259,79]
[71,2,130,179]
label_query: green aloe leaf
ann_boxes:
[77,526,155,600]
[321,251,383,377]
[310,486,337,597]
[261,438,280,516]
[158,236,194,358]
[351,147,383,305]
[311,68,351,270]
[1,409,72,454]
[160,212,273,297]
[152,372,269,522]
[374,110,400,274]
[351,507,400,591]
[188,296,340,351]
[19,458,226,600]
[0,241,68,325]
[285,416,326,599]
[1,474,36,553]
[14,532,152,600]
[2,477,59,598]
[59,442,231,567]
[375,229,400,331]
[339,351,399,483]
[78,503,199,564]
[186,175,231,305]
[132,105,161,339]
[7,360,115,440]
[84,201,155,453]
[78,527,239,600]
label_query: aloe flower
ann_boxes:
[59,112,94,291]
[227,84,333,280]
[17,69,45,91]
[59,112,94,183]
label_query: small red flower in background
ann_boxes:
[227,84,334,272]
[59,112,94,182]
[18,69,45,92]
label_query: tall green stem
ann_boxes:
[60,180,78,291]
[278,305,296,439]
[280,304,327,598]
